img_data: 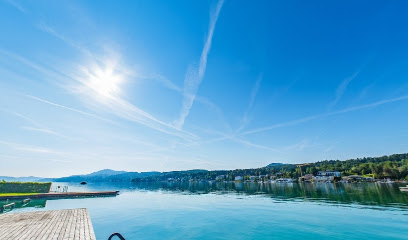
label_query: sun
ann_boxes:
[84,61,123,100]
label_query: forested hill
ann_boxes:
[306,153,408,179]
[27,153,408,183]
[132,153,408,182]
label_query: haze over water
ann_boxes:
[6,182,408,240]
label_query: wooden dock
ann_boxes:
[0,191,119,200]
[0,208,96,240]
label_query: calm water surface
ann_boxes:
[4,182,408,240]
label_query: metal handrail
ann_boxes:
[108,232,126,240]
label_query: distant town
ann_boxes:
[150,170,396,184]
[4,153,407,185]
[131,153,408,184]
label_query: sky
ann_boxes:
[1,0,408,177]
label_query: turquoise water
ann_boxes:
[4,182,408,239]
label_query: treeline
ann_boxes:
[132,153,408,182]
[0,181,51,193]
[305,153,408,179]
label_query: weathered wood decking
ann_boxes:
[0,208,96,240]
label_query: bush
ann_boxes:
[0,182,51,193]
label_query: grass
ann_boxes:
[0,193,40,197]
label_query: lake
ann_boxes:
[3,182,408,240]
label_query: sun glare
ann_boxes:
[83,61,124,100]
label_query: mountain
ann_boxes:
[48,170,161,183]
[266,163,285,168]
[85,169,127,177]
[5,153,408,183]
[0,176,42,182]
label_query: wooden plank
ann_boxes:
[30,210,60,240]
[1,211,44,240]
[74,209,81,239]
[58,209,73,240]
[0,209,96,240]
[12,211,49,239]
[13,211,52,240]
[69,208,79,240]
[51,209,70,240]
[85,209,96,240]
[68,209,76,239]
[62,209,78,240]
[83,209,91,240]
[0,212,24,239]
[80,209,85,240]
[26,211,54,240]
[40,210,61,240]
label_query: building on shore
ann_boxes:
[249,176,257,182]
[299,174,313,182]
[215,175,225,181]
[276,178,295,183]
[235,176,243,182]
[342,175,375,182]
[313,171,341,182]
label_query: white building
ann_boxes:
[313,171,341,182]
[215,175,225,181]
[317,171,341,177]
[235,176,243,181]
[276,178,294,183]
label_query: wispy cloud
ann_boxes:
[33,22,228,138]
[20,126,79,141]
[20,126,57,135]
[24,90,195,139]
[0,140,74,159]
[323,145,334,153]
[146,74,231,131]
[70,55,198,140]
[37,23,91,56]
[22,93,117,125]
[196,128,281,153]
[281,139,323,152]
[173,0,224,129]
[237,73,263,133]
[2,33,197,141]
[5,0,26,13]
[0,48,74,89]
[328,71,360,109]
[247,74,263,114]
[242,94,408,136]
[8,111,77,140]
[30,22,198,139]
[147,74,183,93]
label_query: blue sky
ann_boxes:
[1,0,408,177]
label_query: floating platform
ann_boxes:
[0,208,96,240]
[0,191,119,200]
[399,186,408,192]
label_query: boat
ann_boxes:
[399,185,408,192]
[378,178,395,184]
[0,202,15,213]
[21,198,31,207]
[382,178,395,183]
[80,181,87,185]
[275,178,294,183]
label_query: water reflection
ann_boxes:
[0,199,47,213]
[122,181,408,209]
[6,181,405,212]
